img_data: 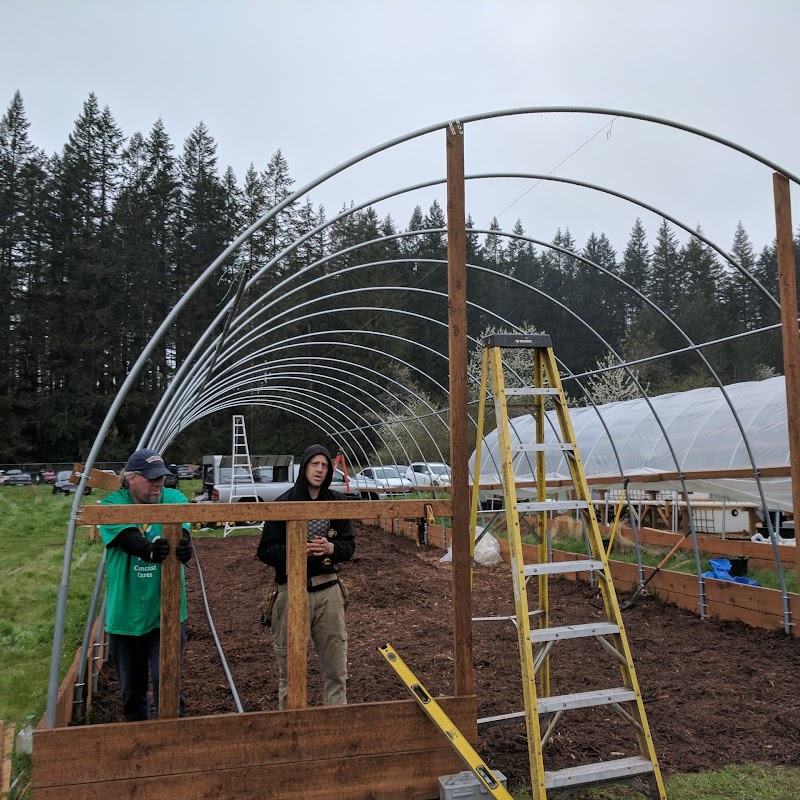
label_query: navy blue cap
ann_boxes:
[125,448,172,479]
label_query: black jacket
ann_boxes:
[257,444,355,584]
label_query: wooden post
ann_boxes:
[446,122,474,696]
[773,172,800,585]
[158,523,183,719]
[1,720,14,799]
[286,519,308,709]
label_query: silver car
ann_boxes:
[404,462,452,488]
[354,466,413,495]
[52,470,92,496]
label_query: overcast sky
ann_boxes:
[3,1,799,258]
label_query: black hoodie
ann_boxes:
[257,445,355,584]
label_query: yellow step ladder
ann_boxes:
[469,333,666,800]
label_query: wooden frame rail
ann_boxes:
[79,499,454,716]
[35,498,467,799]
[473,465,792,494]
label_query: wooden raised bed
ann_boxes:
[32,498,474,800]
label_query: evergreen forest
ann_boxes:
[0,91,792,465]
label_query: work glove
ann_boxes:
[176,535,193,564]
[147,538,170,563]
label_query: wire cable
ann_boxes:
[190,539,244,714]
[489,115,619,226]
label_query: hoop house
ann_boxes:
[471,376,790,509]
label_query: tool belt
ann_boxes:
[276,574,340,593]
[259,587,278,627]
[308,574,339,592]
[273,576,348,607]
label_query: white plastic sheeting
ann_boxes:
[470,376,790,510]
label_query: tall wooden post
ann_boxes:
[446,123,474,696]
[773,173,800,585]
[158,523,183,719]
[286,519,308,709]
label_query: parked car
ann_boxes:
[213,463,385,503]
[176,465,195,480]
[218,466,255,484]
[163,465,179,489]
[6,469,33,486]
[52,470,92,496]
[354,466,413,494]
[0,470,6,486]
[41,468,56,484]
[404,462,452,488]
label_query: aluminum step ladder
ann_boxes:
[223,414,260,537]
[468,333,666,800]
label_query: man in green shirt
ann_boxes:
[100,448,192,721]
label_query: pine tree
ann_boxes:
[0,92,51,458]
[241,162,268,273]
[465,214,480,265]
[481,216,504,270]
[0,91,37,384]
[110,118,179,419]
[648,219,683,317]
[422,199,447,260]
[579,231,622,360]
[620,218,650,327]
[294,197,325,271]
[45,94,124,458]
[721,221,759,331]
[403,204,425,266]
[262,149,299,278]
[174,121,229,364]
[220,165,244,281]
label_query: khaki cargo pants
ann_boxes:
[272,582,348,709]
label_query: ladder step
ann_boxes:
[517,500,588,513]
[477,688,636,730]
[544,756,655,791]
[505,387,560,396]
[477,710,526,730]
[530,622,619,644]
[472,611,543,623]
[511,443,573,453]
[538,687,637,714]
[523,560,604,577]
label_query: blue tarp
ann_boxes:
[702,558,761,586]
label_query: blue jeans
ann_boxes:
[109,625,186,721]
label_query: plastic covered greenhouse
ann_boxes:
[469,375,790,510]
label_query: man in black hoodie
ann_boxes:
[257,444,355,708]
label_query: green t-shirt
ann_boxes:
[100,487,190,636]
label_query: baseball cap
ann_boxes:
[125,448,172,479]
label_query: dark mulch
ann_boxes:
[90,524,800,791]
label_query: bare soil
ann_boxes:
[90,523,800,791]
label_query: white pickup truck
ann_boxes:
[206,455,387,504]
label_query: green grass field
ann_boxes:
[0,485,105,724]
[2,483,799,799]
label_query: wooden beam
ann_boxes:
[474,465,792,493]
[446,122,474,698]
[286,520,308,709]
[31,698,477,799]
[79,499,453,525]
[70,464,121,491]
[774,172,800,588]
[1,721,14,800]
[158,523,183,719]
